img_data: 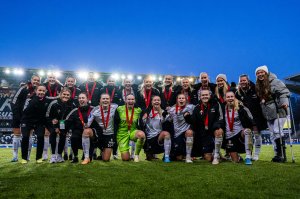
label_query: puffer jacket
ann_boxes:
[260,73,290,120]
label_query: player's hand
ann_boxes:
[142,113,148,119]
[55,128,60,134]
[184,112,190,117]
[281,104,288,110]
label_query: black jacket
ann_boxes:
[185,99,224,136]
[79,81,103,107]
[21,95,51,126]
[158,85,177,109]
[44,82,63,99]
[66,86,81,107]
[136,87,160,111]
[100,85,123,105]
[11,82,35,121]
[235,82,268,131]
[46,99,75,131]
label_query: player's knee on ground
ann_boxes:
[102,148,112,161]
[214,129,223,138]
[160,131,170,140]
[121,152,130,161]
[185,129,193,137]
[204,153,213,161]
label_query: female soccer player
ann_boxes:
[167,93,195,163]
[215,74,230,105]
[44,73,63,99]
[46,87,75,163]
[141,96,171,162]
[65,92,96,163]
[177,78,194,105]
[115,94,145,162]
[20,85,50,164]
[136,76,160,111]
[11,74,40,162]
[159,75,177,110]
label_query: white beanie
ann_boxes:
[255,65,269,75]
[216,74,227,82]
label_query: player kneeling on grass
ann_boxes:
[184,90,224,164]
[115,94,145,162]
[83,93,118,162]
[65,92,97,164]
[140,96,171,163]
[20,85,51,164]
[224,91,254,165]
[166,94,195,163]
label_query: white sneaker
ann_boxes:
[49,155,57,163]
[212,158,220,165]
[134,155,140,162]
[56,154,64,163]
[185,158,193,163]
[113,155,118,160]
[252,155,259,161]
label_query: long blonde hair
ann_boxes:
[139,76,154,98]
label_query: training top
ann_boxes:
[143,111,166,139]
[167,104,195,138]
[87,104,118,135]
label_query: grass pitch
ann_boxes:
[0,146,299,199]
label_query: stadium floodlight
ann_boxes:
[4,68,11,74]
[54,71,62,78]
[158,76,163,81]
[13,68,24,76]
[121,74,126,79]
[93,73,99,79]
[189,77,194,82]
[137,75,142,80]
[176,77,181,81]
[76,71,88,80]
[150,75,157,81]
[38,70,45,77]
[112,73,120,80]
[127,74,133,80]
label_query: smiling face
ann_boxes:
[47,74,56,85]
[78,93,88,106]
[181,79,190,90]
[164,75,173,86]
[107,77,115,87]
[239,76,249,89]
[60,90,71,102]
[151,96,161,109]
[225,91,235,107]
[35,85,46,98]
[144,77,153,90]
[100,93,110,108]
[66,77,76,88]
[217,77,225,88]
[126,94,136,108]
[123,79,132,90]
[256,70,267,81]
[31,75,41,87]
[200,73,209,85]
[200,90,210,104]
[177,94,186,107]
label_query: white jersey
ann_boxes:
[87,103,118,135]
[144,111,166,139]
[167,104,195,138]
[225,109,244,139]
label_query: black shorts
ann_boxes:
[96,134,115,149]
[173,133,186,156]
[144,134,164,154]
[12,118,21,128]
[200,134,214,154]
[225,131,245,153]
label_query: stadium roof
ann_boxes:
[285,73,300,94]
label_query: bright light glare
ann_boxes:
[137,76,142,80]
[93,73,99,79]
[13,68,24,76]
[150,75,156,81]
[158,76,163,81]
[189,78,194,82]
[127,74,133,80]
[4,69,10,74]
[54,71,62,78]
[76,71,89,80]
[38,70,45,76]
[121,74,126,79]
[176,77,181,81]
[112,73,120,80]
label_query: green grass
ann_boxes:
[0,146,300,199]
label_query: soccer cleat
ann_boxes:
[56,155,65,163]
[92,153,97,160]
[63,154,68,161]
[185,158,193,163]
[71,157,79,163]
[113,155,118,160]
[134,155,140,162]
[49,155,57,163]
[163,157,171,163]
[11,157,18,162]
[36,159,43,164]
[21,159,28,164]
[81,158,90,165]
[245,158,252,165]
[252,155,259,161]
[271,156,286,163]
[212,158,220,165]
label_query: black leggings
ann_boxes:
[71,133,82,157]
[21,124,45,160]
[50,130,66,155]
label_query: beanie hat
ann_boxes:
[216,74,227,82]
[255,65,269,75]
